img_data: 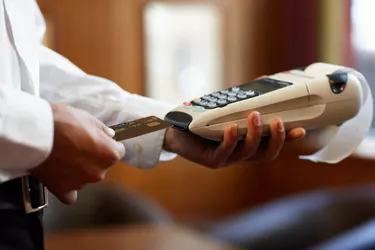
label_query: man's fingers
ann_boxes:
[92,117,116,138]
[105,127,116,138]
[61,191,78,205]
[259,118,286,161]
[50,188,78,205]
[286,127,306,141]
[95,120,125,160]
[242,112,263,160]
[207,124,238,168]
[228,112,262,162]
[102,138,126,166]
[115,141,126,160]
[93,127,126,167]
[101,123,116,138]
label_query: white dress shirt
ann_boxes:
[0,0,176,183]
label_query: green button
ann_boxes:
[192,106,205,112]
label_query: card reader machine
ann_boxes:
[164,62,364,141]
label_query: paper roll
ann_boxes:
[298,63,373,164]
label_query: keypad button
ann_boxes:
[237,93,247,99]
[194,97,201,101]
[220,90,229,94]
[217,99,227,105]
[207,102,217,108]
[228,92,237,97]
[192,106,206,112]
[208,97,218,102]
[211,92,220,97]
[199,100,208,106]
[231,87,240,92]
[246,90,256,97]
[218,94,227,99]
[183,102,193,109]
[228,96,237,102]
[202,95,211,100]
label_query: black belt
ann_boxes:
[0,175,48,213]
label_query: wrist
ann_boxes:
[49,102,67,114]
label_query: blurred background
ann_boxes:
[37,0,375,249]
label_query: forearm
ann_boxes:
[39,45,177,169]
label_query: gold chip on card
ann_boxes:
[110,116,171,141]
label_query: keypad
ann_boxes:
[190,86,260,110]
[237,93,247,99]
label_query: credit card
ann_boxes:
[110,116,171,141]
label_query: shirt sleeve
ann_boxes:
[38,45,177,170]
[0,84,54,183]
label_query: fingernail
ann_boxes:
[106,127,116,138]
[253,112,261,126]
[297,129,306,138]
[278,119,284,132]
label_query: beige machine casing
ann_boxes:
[167,63,364,141]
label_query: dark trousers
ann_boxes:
[0,178,45,250]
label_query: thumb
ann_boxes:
[92,118,116,138]
[104,127,116,138]
[94,119,125,159]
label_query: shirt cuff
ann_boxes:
[0,169,29,183]
[111,94,177,169]
[121,128,172,170]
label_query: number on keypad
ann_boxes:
[190,86,260,109]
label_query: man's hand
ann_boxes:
[30,103,125,204]
[163,111,305,169]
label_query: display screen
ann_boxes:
[240,78,292,93]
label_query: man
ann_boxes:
[0,0,306,249]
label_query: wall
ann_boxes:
[37,0,375,222]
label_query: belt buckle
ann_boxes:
[21,176,48,214]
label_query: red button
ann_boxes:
[183,102,192,106]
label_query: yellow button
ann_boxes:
[194,97,201,101]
